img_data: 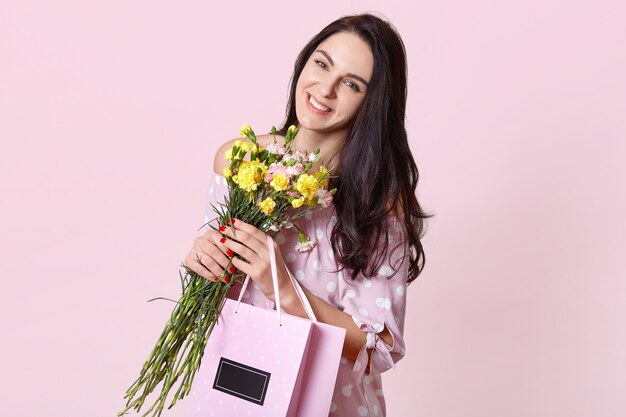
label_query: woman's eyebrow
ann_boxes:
[315,49,370,87]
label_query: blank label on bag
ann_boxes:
[212,357,271,405]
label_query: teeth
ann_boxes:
[309,95,330,112]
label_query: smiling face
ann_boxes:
[294,31,374,137]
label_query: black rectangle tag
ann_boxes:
[212,357,271,405]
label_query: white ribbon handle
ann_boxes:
[236,235,318,324]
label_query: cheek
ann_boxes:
[341,96,366,118]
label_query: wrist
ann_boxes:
[278,280,307,318]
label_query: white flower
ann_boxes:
[266,220,293,232]
[295,240,316,253]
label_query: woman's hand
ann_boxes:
[218,218,290,302]
[183,227,236,283]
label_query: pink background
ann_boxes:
[1,1,625,416]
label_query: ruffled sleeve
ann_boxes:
[337,217,409,380]
[203,171,230,226]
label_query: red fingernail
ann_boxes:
[225,218,230,225]
[220,237,226,244]
[229,265,236,273]
[226,249,234,257]
[231,218,236,224]
[224,276,231,283]
[219,225,226,232]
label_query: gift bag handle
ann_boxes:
[236,235,318,325]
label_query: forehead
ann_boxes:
[316,32,373,80]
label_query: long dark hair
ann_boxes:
[278,13,432,284]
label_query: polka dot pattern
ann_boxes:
[187,298,313,416]
[396,285,406,296]
[375,297,392,310]
[313,259,322,271]
[378,265,391,277]
[295,270,305,282]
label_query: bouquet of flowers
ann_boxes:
[119,124,335,417]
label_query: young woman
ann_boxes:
[185,13,429,417]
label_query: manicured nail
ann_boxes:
[229,265,236,273]
[225,218,231,225]
[220,237,226,244]
[219,225,226,232]
[226,249,234,257]
[224,276,231,283]
[231,218,236,224]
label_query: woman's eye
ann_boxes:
[345,80,360,91]
[314,60,327,69]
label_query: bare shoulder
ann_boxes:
[212,133,287,174]
[257,133,287,147]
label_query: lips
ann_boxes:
[306,93,333,113]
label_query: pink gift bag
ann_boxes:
[187,236,346,417]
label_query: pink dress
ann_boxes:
[203,172,408,417]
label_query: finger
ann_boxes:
[193,233,231,282]
[219,232,259,265]
[197,253,223,282]
[218,225,265,259]
[231,255,253,279]
[206,230,236,268]
[185,251,219,282]
[229,218,268,248]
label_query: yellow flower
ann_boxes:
[225,148,233,160]
[314,165,329,187]
[287,125,298,138]
[223,167,232,178]
[234,139,242,148]
[258,197,276,215]
[295,174,320,199]
[232,160,267,192]
[241,141,254,153]
[291,197,305,208]
[270,173,289,191]
[240,124,252,139]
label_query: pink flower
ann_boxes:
[316,188,333,208]
[295,240,316,253]
[266,143,286,155]
[295,228,316,252]
[265,162,288,182]
[286,163,304,177]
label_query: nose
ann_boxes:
[318,77,337,99]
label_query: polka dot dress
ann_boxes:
[202,172,409,417]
